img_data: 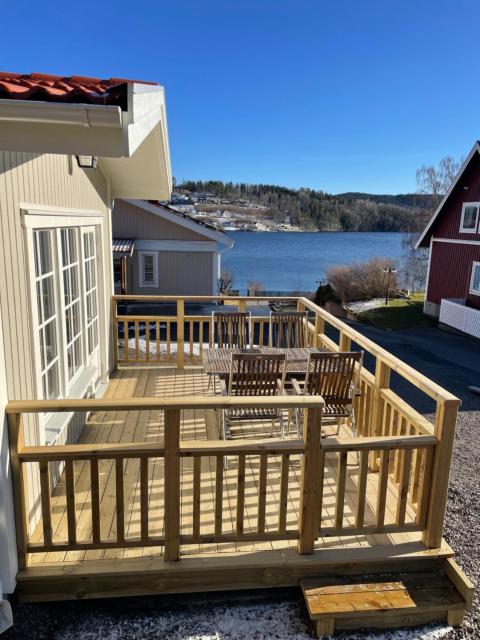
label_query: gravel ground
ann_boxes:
[3,326,478,639]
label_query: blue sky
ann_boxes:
[1,0,479,193]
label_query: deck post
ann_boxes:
[7,412,28,570]
[298,405,324,554]
[164,408,181,561]
[314,311,325,347]
[369,359,391,471]
[176,299,185,369]
[424,398,460,548]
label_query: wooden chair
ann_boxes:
[208,311,251,391]
[269,311,308,348]
[291,351,364,438]
[220,353,287,441]
[211,311,251,348]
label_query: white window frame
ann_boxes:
[82,228,100,357]
[139,251,159,288]
[460,202,480,234]
[22,205,108,407]
[469,261,480,295]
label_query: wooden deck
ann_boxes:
[29,366,433,566]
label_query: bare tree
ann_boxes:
[401,155,463,293]
[247,280,264,296]
[219,269,234,295]
[416,156,463,208]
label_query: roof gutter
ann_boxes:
[0,98,123,128]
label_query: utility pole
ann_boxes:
[383,267,396,305]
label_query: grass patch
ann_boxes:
[356,294,436,331]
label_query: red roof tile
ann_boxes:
[0,72,158,110]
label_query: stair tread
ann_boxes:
[302,571,465,620]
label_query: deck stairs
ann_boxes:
[301,558,473,638]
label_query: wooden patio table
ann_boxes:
[202,346,329,379]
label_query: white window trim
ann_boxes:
[459,202,480,234]
[139,251,159,288]
[22,206,107,413]
[469,261,480,296]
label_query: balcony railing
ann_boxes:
[6,295,460,570]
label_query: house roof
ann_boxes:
[416,141,480,248]
[125,199,234,247]
[0,69,172,200]
[112,238,135,256]
[0,72,157,110]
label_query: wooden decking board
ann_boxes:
[29,367,430,568]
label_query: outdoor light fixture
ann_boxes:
[76,155,98,169]
[383,267,397,306]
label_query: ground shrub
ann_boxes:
[326,257,397,303]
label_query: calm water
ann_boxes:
[223,231,407,292]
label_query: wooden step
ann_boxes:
[302,559,473,638]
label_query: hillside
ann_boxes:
[175,181,435,232]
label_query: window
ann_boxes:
[60,228,83,382]
[33,230,60,399]
[470,262,480,295]
[139,251,159,287]
[83,230,99,355]
[460,203,480,233]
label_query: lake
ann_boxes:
[222,231,408,292]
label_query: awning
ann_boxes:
[112,238,135,257]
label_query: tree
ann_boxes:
[219,269,234,295]
[247,280,264,296]
[401,155,463,293]
[416,156,463,209]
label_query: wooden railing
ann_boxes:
[7,392,443,569]
[111,294,461,550]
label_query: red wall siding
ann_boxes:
[427,241,480,309]
[432,152,480,240]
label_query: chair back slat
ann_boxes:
[229,353,286,397]
[305,351,363,411]
[269,311,307,348]
[212,312,250,349]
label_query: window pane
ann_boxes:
[42,277,55,321]
[35,230,53,275]
[472,265,480,292]
[44,319,57,365]
[72,300,81,337]
[44,362,59,400]
[60,229,68,265]
[39,328,46,371]
[70,265,79,299]
[73,337,82,372]
[463,206,478,230]
[67,345,74,380]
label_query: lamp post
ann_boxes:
[383,267,396,305]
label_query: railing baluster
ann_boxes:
[417,447,434,527]
[140,456,149,542]
[176,300,185,369]
[123,320,129,363]
[335,451,347,530]
[90,458,101,544]
[65,459,77,545]
[278,454,289,534]
[376,449,390,528]
[396,448,412,525]
[39,460,53,547]
[214,454,223,536]
[193,456,201,539]
[134,321,139,361]
[116,458,125,543]
[257,453,268,534]
[236,454,245,535]
[355,450,369,528]
[145,321,150,362]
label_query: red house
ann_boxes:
[417,140,480,338]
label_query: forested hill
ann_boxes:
[176,180,435,232]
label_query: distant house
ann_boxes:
[112,199,233,295]
[417,140,480,338]
[0,70,171,596]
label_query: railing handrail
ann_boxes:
[299,297,460,404]
[6,394,325,414]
